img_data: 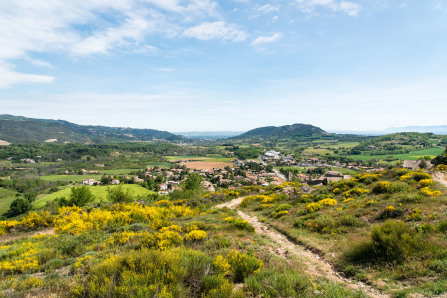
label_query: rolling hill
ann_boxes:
[0,115,183,144]
[231,123,329,140]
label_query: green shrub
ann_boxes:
[275,204,293,212]
[370,220,421,262]
[339,215,365,227]
[44,259,67,272]
[74,248,228,297]
[244,269,312,297]
[438,221,447,233]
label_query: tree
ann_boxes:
[69,185,95,207]
[10,197,31,215]
[184,173,202,191]
[107,185,134,203]
[24,192,37,203]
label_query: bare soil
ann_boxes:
[180,161,233,170]
[0,228,54,243]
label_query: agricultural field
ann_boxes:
[347,147,445,162]
[179,161,234,170]
[33,184,156,209]
[39,174,102,183]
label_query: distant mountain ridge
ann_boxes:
[232,123,328,140]
[0,115,183,144]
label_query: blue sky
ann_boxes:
[0,0,446,132]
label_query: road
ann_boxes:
[259,156,287,181]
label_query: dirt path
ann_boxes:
[0,228,54,243]
[216,198,387,298]
[434,172,447,188]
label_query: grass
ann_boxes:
[347,147,445,161]
[326,142,361,149]
[147,162,173,168]
[40,175,102,182]
[0,187,18,217]
[302,148,334,156]
[100,169,136,175]
[165,156,204,161]
[33,184,156,209]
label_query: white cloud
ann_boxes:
[252,33,282,45]
[183,21,247,41]
[24,57,53,68]
[0,0,221,88]
[296,0,361,16]
[0,64,54,88]
[254,4,280,14]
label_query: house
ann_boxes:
[133,177,144,183]
[82,179,99,186]
[111,179,120,185]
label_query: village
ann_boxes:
[74,149,432,194]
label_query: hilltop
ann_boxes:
[0,115,183,144]
[232,123,329,140]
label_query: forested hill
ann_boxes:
[232,123,329,140]
[0,115,183,144]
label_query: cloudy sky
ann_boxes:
[1,0,446,132]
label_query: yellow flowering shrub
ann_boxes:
[437,164,447,171]
[0,242,39,273]
[160,225,183,233]
[74,255,94,269]
[318,198,337,206]
[53,203,197,235]
[306,203,322,213]
[385,206,395,212]
[213,255,231,275]
[13,276,43,291]
[420,187,442,197]
[420,179,434,187]
[225,250,263,282]
[344,198,354,203]
[408,208,423,221]
[184,230,208,241]
[20,211,52,228]
[354,173,381,184]
[344,188,370,197]
[400,171,432,182]
[0,220,20,235]
[372,181,391,194]
[240,194,280,207]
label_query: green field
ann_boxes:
[147,162,173,168]
[165,155,233,163]
[40,174,102,182]
[165,156,204,161]
[33,184,156,209]
[100,169,136,175]
[302,148,333,156]
[347,147,445,161]
[326,142,360,149]
[0,187,18,217]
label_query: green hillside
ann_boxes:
[33,184,156,209]
[0,114,183,143]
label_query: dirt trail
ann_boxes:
[216,198,387,298]
[434,172,447,188]
[0,228,54,243]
